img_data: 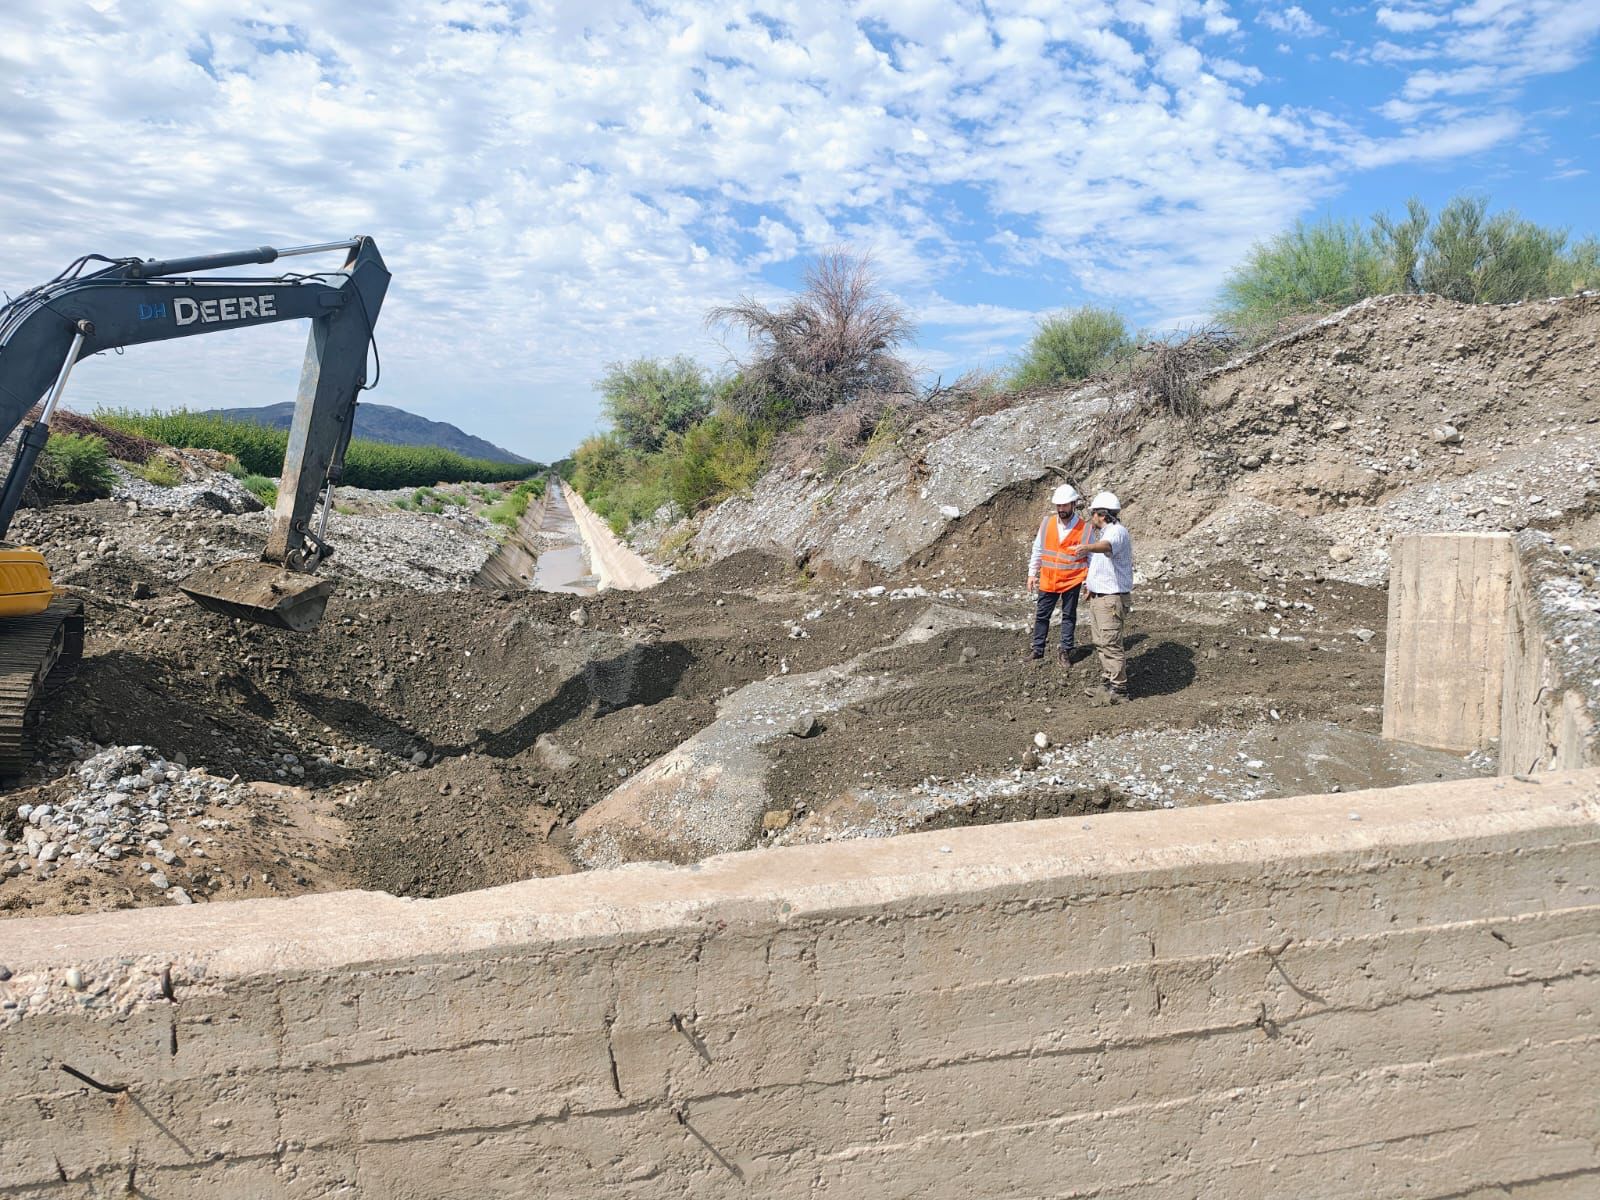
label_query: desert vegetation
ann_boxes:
[570,193,1596,537]
[572,250,913,532]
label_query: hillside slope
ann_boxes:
[683,293,1600,587]
[202,401,532,464]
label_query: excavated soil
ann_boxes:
[5,292,1596,916]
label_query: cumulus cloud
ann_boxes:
[0,0,1591,458]
[1375,6,1444,33]
[1258,5,1328,37]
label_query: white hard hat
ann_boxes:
[1051,484,1080,505]
[1089,491,1121,512]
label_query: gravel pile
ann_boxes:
[108,461,264,514]
[1,745,255,903]
[319,511,496,592]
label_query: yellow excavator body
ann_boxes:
[0,545,54,618]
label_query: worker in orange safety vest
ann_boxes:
[1025,483,1089,665]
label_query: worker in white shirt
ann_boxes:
[1072,490,1134,702]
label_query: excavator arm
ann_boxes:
[0,238,390,630]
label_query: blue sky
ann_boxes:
[1,1,1595,462]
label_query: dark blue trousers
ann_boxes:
[1032,585,1081,654]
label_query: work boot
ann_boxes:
[1056,645,1072,668]
[1024,648,1044,663]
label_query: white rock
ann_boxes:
[1033,732,1051,749]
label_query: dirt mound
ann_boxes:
[673,293,1600,593]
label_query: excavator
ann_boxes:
[0,238,390,773]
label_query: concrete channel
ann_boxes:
[531,482,600,595]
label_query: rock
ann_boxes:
[1033,732,1051,749]
[1328,544,1354,563]
[959,645,978,664]
[1432,424,1463,445]
[409,750,428,766]
[1240,454,1262,470]
[788,714,820,739]
[1021,748,1041,769]
[168,888,194,905]
[533,735,579,772]
[569,607,588,627]
[148,872,170,890]
[37,842,59,863]
[761,810,792,833]
[1328,418,1349,433]
[939,505,960,519]
[1354,627,1377,643]
[66,968,85,992]
[0,964,10,981]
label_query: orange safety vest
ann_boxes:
[1038,515,1088,592]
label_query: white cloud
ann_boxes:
[1347,111,1522,166]
[0,0,1591,459]
[1259,6,1328,37]
[1375,6,1444,33]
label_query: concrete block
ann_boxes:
[1384,532,1515,751]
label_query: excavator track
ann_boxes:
[0,597,84,777]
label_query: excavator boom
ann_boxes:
[0,237,390,631]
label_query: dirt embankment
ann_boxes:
[678,293,1600,591]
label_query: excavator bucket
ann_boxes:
[179,559,334,633]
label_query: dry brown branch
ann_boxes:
[708,250,915,419]
[1060,325,1238,479]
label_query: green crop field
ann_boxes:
[94,408,537,491]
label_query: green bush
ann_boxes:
[1219,218,1390,332]
[92,408,541,491]
[39,433,115,501]
[600,357,713,453]
[1219,194,1598,331]
[1010,306,1132,389]
[487,477,546,529]
[1420,195,1571,304]
[134,457,181,487]
[666,413,774,513]
[240,475,278,507]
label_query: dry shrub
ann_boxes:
[777,393,917,476]
[1060,326,1237,478]
[709,250,915,420]
[24,405,159,464]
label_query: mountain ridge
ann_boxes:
[198,402,531,464]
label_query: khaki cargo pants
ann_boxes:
[1087,591,1129,689]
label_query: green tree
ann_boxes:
[1218,194,1597,331]
[1218,217,1385,332]
[598,356,713,454]
[1009,305,1132,390]
[1559,236,1600,293]
[1371,197,1430,294]
[1420,195,1569,304]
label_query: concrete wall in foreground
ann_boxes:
[3,771,1599,1198]
[1385,532,1599,771]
